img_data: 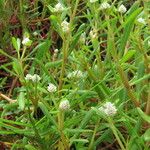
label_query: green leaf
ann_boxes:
[17,91,25,110]
[137,108,150,123]
[12,37,21,52]
[50,15,62,37]
[45,60,62,68]
[12,58,23,76]
[25,144,37,150]
[120,50,136,63]
[119,8,142,56]
[143,128,150,142]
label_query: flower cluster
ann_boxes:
[25,74,41,82]
[61,20,70,33]
[59,99,70,111]
[118,4,127,13]
[99,102,117,116]
[47,83,57,93]
[137,17,146,25]
[89,0,98,3]
[89,29,97,40]
[100,2,110,10]
[67,70,84,79]
[54,2,65,12]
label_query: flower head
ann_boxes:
[25,74,41,82]
[54,2,65,12]
[67,70,84,79]
[99,102,117,116]
[90,0,98,3]
[22,36,32,46]
[118,4,127,13]
[47,83,57,92]
[61,20,70,33]
[80,32,86,44]
[54,49,59,53]
[25,74,33,81]
[59,99,70,111]
[100,2,110,10]
[137,18,146,25]
[32,74,41,82]
[89,29,97,39]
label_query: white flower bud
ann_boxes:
[61,20,70,33]
[118,4,127,13]
[32,74,41,82]
[22,37,32,46]
[100,2,111,10]
[99,102,117,116]
[25,74,33,81]
[47,83,57,92]
[89,30,97,39]
[137,18,146,25]
[54,49,59,53]
[90,0,98,3]
[67,70,84,79]
[59,100,70,111]
[80,32,86,44]
[54,2,65,12]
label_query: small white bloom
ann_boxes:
[118,4,127,13]
[22,37,30,46]
[47,83,57,92]
[54,49,59,53]
[59,99,70,111]
[54,2,65,12]
[99,102,117,116]
[33,31,38,36]
[80,32,86,43]
[90,0,98,3]
[100,2,110,10]
[89,29,97,39]
[25,74,33,81]
[137,18,146,25]
[67,70,84,79]
[32,74,41,82]
[61,20,70,33]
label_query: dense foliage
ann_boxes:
[0,0,150,149]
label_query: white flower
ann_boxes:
[89,29,97,39]
[25,74,33,81]
[54,2,65,12]
[80,32,86,43]
[59,99,70,111]
[118,4,127,13]
[31,74,41,82]
[25,74,41,82]
[47,83,57,92]
[99,102,117,116]
[100,2,110,10]
[61,20,70,33]
[90,0,98,3]
[33,31,38,36]
[67,70,84,79]
[137,18,146,25]
[22,37,30,45]
[54,49,59,53]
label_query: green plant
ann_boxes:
[0,0,150,149]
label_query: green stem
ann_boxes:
[108,119,126,150]
[88,120,99,150]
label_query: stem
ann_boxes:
[108,119,126,150]
[106,14,140,107]
[88,120,99,150]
